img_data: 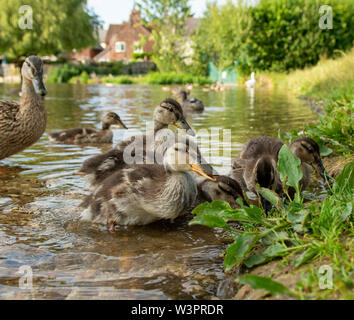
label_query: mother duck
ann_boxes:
[0,56,47,160]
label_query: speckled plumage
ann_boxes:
[48,112,126,144]
[0,56,47,160]
[79,143,214,229]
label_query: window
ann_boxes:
[133,42,143,54]
[115,42,126,53]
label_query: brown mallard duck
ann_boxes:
[80,142,215,231]
[76,98,198,186]
[48,112,127,144]
[0,56,47,160]
[178,90,204,112]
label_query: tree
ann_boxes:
[0,0,101,62]
[136,0,192,73]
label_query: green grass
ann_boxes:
[264,49,354,155]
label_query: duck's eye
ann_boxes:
[301,143,313,153]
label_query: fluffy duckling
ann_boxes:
[232,136,327,200]
[0,56,47,160]
[77,99,196,186]
[195,175,245,209]
[178,90,204,112]
[80,142,216,231]
[48,112,127,144]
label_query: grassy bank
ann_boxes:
[192,50,353,300]
[263,49,353,156]
[48,63,213,86]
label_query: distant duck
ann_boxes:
[245,72,256,88]
[178,90,204,112]
[79,142,216,231]
[48,112,127,145]
[0,55,47,160]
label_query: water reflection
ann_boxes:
[0,83,316,299]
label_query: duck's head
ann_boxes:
[102,112,127,129]
[200,175,244,208]
[164,143,215,181]
[154,98,195,136]
[22,55,47,96]
[178,90,188,101]
[290,137,326,179]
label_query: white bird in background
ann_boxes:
[245,72,256,88]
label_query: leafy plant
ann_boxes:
[189,150,353,298]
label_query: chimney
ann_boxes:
[130,9,141,26]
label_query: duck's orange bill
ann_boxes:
[116,120,128,129]
[190,164,216,181]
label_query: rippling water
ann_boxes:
[0,83,316,299]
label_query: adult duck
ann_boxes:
[0,56,47,160]
[178,90,204,112]
[80,142,215,231]
[48,112,127,144]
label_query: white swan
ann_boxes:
[245,72,256,88]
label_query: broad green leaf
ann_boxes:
[237,275,290,296]
[334,162,354,194]
[319,144,333,157]
[277,129,285,142]
[224,234,255,272]
[278,145,303,189]
[192,200,231,216]
[189,214,230,230]
[257,187,282,210]
[340,202,352,222]
[293,248,317,267]
[244,253,267,268]
[288,209,310,232]
[243,205,265,224]
[263,244,287,258]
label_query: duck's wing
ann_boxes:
[48,128,97,142]
[0,100,20,122]
[240,136,283,159]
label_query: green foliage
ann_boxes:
[141,72,212,85]
[136,0,192,73]
[237,275,293,296]
[0,0,101,61]
[193,0,354,74]
[189,154,353,298]
[103,76,135,85]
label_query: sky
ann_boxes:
[87,0,229,29]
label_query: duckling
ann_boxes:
[195,175,245,209]
[288,137,327,196]
[0,56,47,160]
[80,142,216,231]
[77,99,196,186]
[232,136,327,200]
[48,112,127,144]
[178,90,204,112]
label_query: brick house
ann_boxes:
[94,10,154,63]
[70,29,106,63]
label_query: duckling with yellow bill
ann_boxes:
[80,142,215,231]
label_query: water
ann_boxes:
[0,83,316,299]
